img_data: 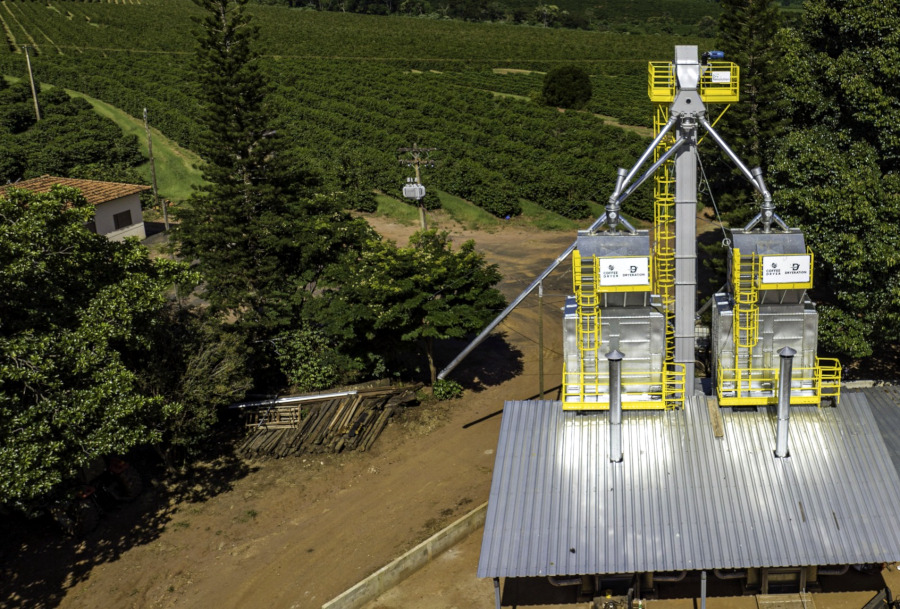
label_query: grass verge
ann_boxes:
[436,191,500,230]
[3,75,204,202]
[374,193,421,225]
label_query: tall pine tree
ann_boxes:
[707,0,783,225]
[176,0,371,364]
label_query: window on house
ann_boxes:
[85,220,97,233]
[113,210,133,230]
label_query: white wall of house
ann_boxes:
[94,193,146,241]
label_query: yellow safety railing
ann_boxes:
[699,62,740,103]
[664,363,686,409]
[652,103,676,363]
[732,248,760,349]
[648,61,740,103]
[717,358,842,406]
[816,357,842,404]
[648,62,675,102]
[562,366,685,410]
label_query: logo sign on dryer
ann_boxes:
[760,255,812,285]
[598,256,651,287]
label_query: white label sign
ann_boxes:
[760,255,811,284]
[598,257,651,287]
[710,71,731,84]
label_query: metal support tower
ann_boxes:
[670,46,703,392]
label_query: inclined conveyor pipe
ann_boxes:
[437,136,688,381]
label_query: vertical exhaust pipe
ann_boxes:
[775,346,796,458]
[608,349,624,463]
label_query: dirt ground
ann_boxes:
[1,210,895,609]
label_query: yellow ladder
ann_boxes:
[573,251,601,376]
[732,247,759,350]
[652,103,676,363]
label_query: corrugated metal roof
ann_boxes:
[478,392,900,578]
[862,386,900,473]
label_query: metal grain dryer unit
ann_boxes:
[439,45,900,609]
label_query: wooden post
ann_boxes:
[23,46,41,122]
[143,108,167,231]
[415,161,426,231]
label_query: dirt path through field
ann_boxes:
[1,216,574,609]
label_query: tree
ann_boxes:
[0,187,192,505]
[176,0,372,365]
[767,0,900,357]
[709,0,783,225]
[328,231,506,385]
[132,306,252,471]
[542,65,592,110]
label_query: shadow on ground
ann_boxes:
[436,333,525,392]
[0,443,254,609]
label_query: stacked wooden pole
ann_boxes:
[237,385,421,458]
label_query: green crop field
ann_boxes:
[0,0,715,217]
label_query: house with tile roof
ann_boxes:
[0,175,151,241]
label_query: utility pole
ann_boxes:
[143,108,168,231]
[538,281,544,399]
[22,46,41,122]
[399,143,436,231]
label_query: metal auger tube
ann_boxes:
[617,115,678,195]
[437,241,578,381]
[698,116,761,193]
[437,208,625,380]
[439,141,691,380]
[614,136,688,208]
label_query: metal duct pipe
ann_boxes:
[229,390,359,409]
[617,115,677,195]
[701,570,707,609]
[608,349,624,463]
[698,117,759,189]
[612,167,628,199]
[437,242,577,380]
[613,136,688,211]
[653,571,688,582]
[713,569,747,580]
[817,565,850,576]
[548,576,583,587]
[775,346,797,458]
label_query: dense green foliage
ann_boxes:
[0,1,710,219]
[253,0,722,36]
[767,0,900,358]
[542,65,592,110]
[0,79,145,184]
[321,230,506,384]
[0,187,188,504]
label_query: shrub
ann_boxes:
[433,378,463,400]
[542,66,593,110]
